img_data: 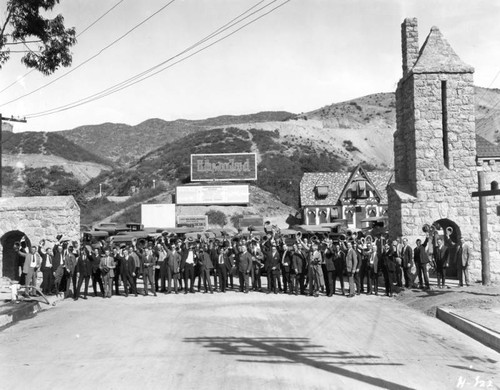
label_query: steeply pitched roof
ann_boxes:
[412,27,474,74]
[300,167,394,207]
[300,172,350,207]
[476,134,500,159]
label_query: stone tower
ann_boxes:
[388,18,480,278]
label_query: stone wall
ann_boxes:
[0,196,80,279]
[388,18,495,281]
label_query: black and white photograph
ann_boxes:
[0,1,499,389]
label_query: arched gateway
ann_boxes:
[387,18,481,280]
[0,196,80,279]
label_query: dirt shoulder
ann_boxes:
[393,279,500,317]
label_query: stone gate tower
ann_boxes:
[388,18,480,277]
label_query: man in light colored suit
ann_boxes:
[345,242,358,298]
[456,237,471,287]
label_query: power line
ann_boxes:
[25,0,292,119]
[0,0,176,108]
[0,0,127,95]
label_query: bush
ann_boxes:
[206,210,227,227]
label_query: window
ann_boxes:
[441,80,449,168]
[315,185,328,199]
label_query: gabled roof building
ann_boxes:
[300,165,393,229]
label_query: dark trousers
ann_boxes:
[332,270,345,294]
[157,262,167,291]
[282,269,292,293]
[121,273,137,296]
[252,267,262,290]
[92,270,104,297]
[325,270,334,296]
[436,267,446,287]
[416,263,430,288]
[403,266,412,288]
[113,271,121,295]
[143,268,156,295]
[65,271,77,298]
[295,273,305,295]
[201,268,213,292]
[383,269,394,295]
[238,271,249,292]
[266,268,272,291]
[41,268,54,295]
[166,267,179,293]
[184,263,195,292]
[217,266,227,292]
[360,266,372,294]
[75,275,90,299]
[353,271,360,294]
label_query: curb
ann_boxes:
[436,307,500,353]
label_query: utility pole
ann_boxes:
[471,173,500,285]
[0,114,27,197]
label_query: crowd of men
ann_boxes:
[13,228,471,301]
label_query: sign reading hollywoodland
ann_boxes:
[191,153,257,181]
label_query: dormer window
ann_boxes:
[315,185,329,199]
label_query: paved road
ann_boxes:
[1,291,499,390]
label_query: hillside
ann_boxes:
[88,126,371,209]
[1,131,112,166]
[56,111,295,166]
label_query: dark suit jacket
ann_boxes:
[281,250,293,272]
[401,245,413,268]
[323,248,335,272]
[120,256,136,277]
[238,251,253,273]
[292,250,307,274]
[76,257,93,277]
[333,250,345,272]
[381,249,396,272]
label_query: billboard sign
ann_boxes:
[177,215,208,229]
[141,204,176,228]
[191,153,257,182]
[176,184,249,205]
[239,215,264,228]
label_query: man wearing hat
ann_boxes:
[237,244,252,293]
[180,242,197,294]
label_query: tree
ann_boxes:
[0,0,76,75]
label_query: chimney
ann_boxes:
[401,17,419,76]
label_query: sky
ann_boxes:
[0,0,499,133]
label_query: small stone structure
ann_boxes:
[0,196,80,279]
[388,18,484,280]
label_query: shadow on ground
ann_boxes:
[184,336,412,390]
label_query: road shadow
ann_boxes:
[184,336,413,390]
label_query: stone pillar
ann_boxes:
[401,17,419,77]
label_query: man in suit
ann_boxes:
[215,245,230,293]
[381,242,396,297]
[414,238,431,289]
[120,248,137,297]
[18,245,42,295]
[322,241,335,297]
[456,237,471,287]
[167,245,181,294]
[75,250,92,300]
[400,237,413,288]
[434,238,450,289]
[292,243,307,295]
[281,244,293,294]
[237,244,253,293]
[332,244,345,295]
[64,246,78,299]
[268,244,281,294]
[345,242,358,298]
[100,247,116,298]
[39,242,54,295]
[180,244,197,294]
[198,245,214,294]
[141,247,157,296]
[89,248,105,298]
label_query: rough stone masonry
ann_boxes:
[387,18,500,281]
